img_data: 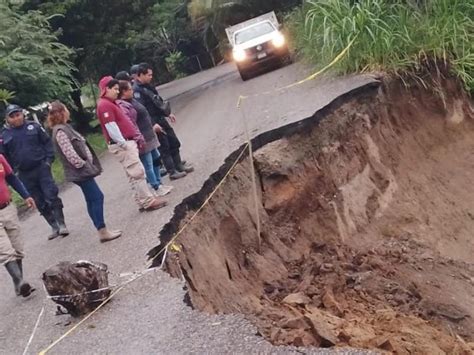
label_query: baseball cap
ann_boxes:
[130,65,140,75]
[98,76,119,97]
[5,104,23,117]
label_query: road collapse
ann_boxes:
[150,71,474,353]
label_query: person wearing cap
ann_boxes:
[0,152,36,297]
[133,63,193,180]
[0,104,69,240]
[96,76,167,211]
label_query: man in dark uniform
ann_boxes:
[1,105,69,240]
[132,63,193,180]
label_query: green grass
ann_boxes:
[12,133,107,207]
[289,0,474,93]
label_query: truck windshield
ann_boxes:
[234,22,275,45]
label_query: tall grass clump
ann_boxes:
[291,0,473,93]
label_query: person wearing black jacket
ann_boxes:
[132,63,193,180]
[0,105,69,240]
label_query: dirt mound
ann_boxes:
[153,77,474,353]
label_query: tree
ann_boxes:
[21,0,157,80]
[0,4,76,109]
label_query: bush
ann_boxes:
[290,0,473,93]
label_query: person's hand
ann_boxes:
[153,124,163,133]
[137,139,145,151]
[168,114,177,124]
[25,197,36,210]
[118,141,128,150]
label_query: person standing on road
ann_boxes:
[0,105,69,240]
[133,63,193,180]
[47,101,122,243]
[96,76,167,212]
[0,153,36,297]
[117,80,173,197]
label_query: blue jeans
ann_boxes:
[140,149,162,190]
[74,178,105,230]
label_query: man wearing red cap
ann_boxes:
[96,76,167,211]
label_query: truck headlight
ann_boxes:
[233,48,247,62]
[272,33,286,48]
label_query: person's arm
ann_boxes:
[99,103,127,147]
[1,155,35,208]
[56,130,85,168]
[37,124,55,165]
[105,122,127,147]
[6,174,29,199]
[6,175,36,209]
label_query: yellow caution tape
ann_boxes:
[170,242,182,253]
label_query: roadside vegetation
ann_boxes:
[289,0,473,93]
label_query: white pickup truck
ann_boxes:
[226,11,291,81]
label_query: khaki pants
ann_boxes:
[0,204,23,265]
[108,141,155,209]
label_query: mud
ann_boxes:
[152,77,474,354]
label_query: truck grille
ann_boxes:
[247,41,272,56]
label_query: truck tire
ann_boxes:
[239,69,251,81]
[281,51,293,66]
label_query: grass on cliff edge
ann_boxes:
[288,0,473,93]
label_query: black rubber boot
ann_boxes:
[163,155,186,180]
[53,207,69,237]
[172,152,194,173]
[5,260,34,297]
[43,211,60,240]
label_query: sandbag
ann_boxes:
[42,261,111,317]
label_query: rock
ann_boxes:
[320,263,334,273]
[376,338,396,351]
[322,289,344,316]
[270,328,282,343]
[292,332,316,347]
[304,313,339,346]
[338,330,351,343]
[282,292,311,306]
[42,261,111,317]
[280,316,310,330]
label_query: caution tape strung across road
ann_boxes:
[36,38,357,354]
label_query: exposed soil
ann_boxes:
[154,76,474,354]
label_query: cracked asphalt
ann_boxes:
[0,62,376,355]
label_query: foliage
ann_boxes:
[21,0,157,80]
[165,51,188,79]
[0,4,76,107]
[0,89,15,106]
[291,0,474,93]
[21,0,209,83]
[85,133,107,155]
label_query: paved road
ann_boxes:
[0,63,375,354]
